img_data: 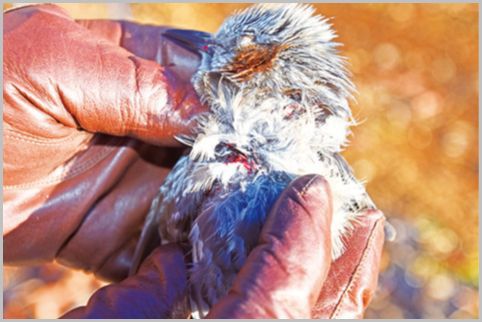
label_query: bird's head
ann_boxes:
[176,86,351,190]
[165,3,354,118]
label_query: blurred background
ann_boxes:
[3,2,479,319]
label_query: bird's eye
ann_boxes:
[239,34,255,47]
[214,143,224,154]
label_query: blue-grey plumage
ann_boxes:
[187,172,291,316]
[131,3,378,318]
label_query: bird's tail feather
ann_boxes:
[129,192,163,275]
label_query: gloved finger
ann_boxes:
[4,141,180,282]
[207,174,333,318]
[75,19,200,84]
[5,4,198,278]
[5,4,206,147]
[311,209,385,318]
[53,145,178,282]
[60,244,189,319]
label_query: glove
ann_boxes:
[3,4,385,318]
[60,175,385,318]
[4,3,204,282]
[205,176,386,319]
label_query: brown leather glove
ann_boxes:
[60,175,385,319]
[206,177,385,319]
[3,4,385,319]
[4,3,204,281]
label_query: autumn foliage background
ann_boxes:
[3,3,479,319]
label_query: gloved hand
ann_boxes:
[3,4,385,319]
[4,3,204,282]
[60,175,385,319]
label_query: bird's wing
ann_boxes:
[332,152,375,210]
[321,152,376,259]
[331,154,396,241]
[130,156,203,275]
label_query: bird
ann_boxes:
[130,3,376,318]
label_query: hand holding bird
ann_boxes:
[4,4,386,319]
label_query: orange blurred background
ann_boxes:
[3,3,479,319]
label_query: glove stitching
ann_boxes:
[4,144,115,190]
[5,130,86,145]
[330,216,384,318]
[295,175,333,318]
[299,175,325,197]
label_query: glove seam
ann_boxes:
[298,175,326,197]
[4,129,86,145]
[330,215,384,318]
[4,141,114,190]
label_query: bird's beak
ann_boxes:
[231,145,250,158]
[164,28,213,56]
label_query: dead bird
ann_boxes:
[130,4,379,318]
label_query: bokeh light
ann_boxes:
[3,3,479,318]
